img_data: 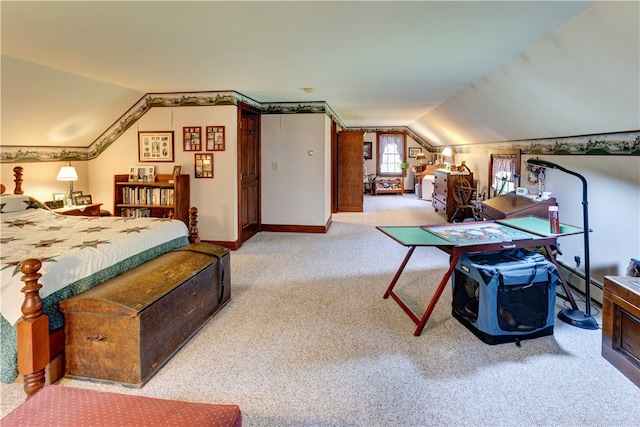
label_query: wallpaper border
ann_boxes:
[1,89,638,162]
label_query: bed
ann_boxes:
[0,167,201,397]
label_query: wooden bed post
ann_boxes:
[17,259,49,398]
[189,207,201,243]
[13,166,24,195]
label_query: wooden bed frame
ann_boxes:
[3,166,201,398]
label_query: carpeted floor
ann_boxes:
[2,195,639,426]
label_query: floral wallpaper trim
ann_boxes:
[1,88,637,163]
[453,131,640,156]
[0,91,260,163]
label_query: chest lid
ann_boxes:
[59,243,229,317]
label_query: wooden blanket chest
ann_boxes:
[59,243,230,387]
[602,275,640,388]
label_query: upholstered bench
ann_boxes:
[1,385,242,426]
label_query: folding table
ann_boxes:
[377,217,583,336]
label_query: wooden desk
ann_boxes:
[53,203,103,217]
[377,217,582,336]
[482,192,556,220]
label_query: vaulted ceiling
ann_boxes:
[1,1,638,152]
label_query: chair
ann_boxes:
[364,174,376,195]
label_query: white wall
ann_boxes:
[521,155,640,281]
[414,1,640,147]
[87,105,239,243]
[261,113,331,226]
[457,151,640,280]
[0,161,89,203]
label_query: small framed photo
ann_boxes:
[364,142,372,160]
[409,147,423,158]
[194,153,214,178]
[45,200,64,209]
[74,194,93,206]
[129,165,155,182]
[206,126,225,151]
[183,127,202,151]
[52,192,66,202]
[138,131,174,162]
[172,165,182,176]
[71,190,83,200]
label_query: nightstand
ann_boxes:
[53,203,103,217]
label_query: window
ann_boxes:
[489,150,521,198]
[377,133,405,176]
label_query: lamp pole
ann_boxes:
[527,158,598,330]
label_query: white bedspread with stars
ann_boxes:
[1,208,188,325]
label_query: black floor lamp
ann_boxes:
[527,158,599,330]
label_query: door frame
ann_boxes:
[237,102,261,246]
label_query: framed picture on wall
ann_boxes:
[183,127,202,151]
[194,153,213,178]
[205,126,225,151]
[364,141,372,160]
[409,147,422,158]
[138,131,174,162]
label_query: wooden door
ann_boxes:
[238,104,260,244]
[337,131,364,212]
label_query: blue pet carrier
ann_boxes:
[452,248,559,345]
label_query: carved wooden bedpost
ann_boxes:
[13,166,24,195]
[18,259,49,398]
[189,207,201,243]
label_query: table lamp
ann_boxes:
[56,162,78,206]
[526,158,598,330]
[416,153,427,171]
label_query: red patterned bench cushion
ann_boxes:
[1,385,242,427]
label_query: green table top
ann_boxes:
[377,226,452,246]
[497,216,583,236]
[377,217,583,248]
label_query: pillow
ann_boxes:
[0,194,48,213]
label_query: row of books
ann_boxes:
[120,187,175,206]
[119,208,151,218]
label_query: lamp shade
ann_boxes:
[416,153,427,161]
[57,164,78,181]
[441,147,453,157]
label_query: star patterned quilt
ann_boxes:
[0,194,190,383]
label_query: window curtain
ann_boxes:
[491,155,517,196]
[378,134,404,175]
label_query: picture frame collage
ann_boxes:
[138,131,174,162]
[183,125,225,179]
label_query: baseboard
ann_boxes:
[558,262,604,305]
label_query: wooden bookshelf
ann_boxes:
[114,174,190,226]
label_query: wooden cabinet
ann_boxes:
[337,131,364,212]
[374,177,403,195]
[114,174,190,226]
[53,203,103,217]
[432,169,474,222]
[602,276,640,388]
[481,192,557,220]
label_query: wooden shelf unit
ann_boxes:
[114,174,190,226]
